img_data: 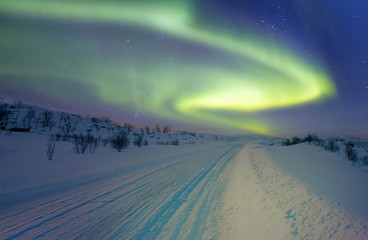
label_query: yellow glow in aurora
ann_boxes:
[0,0,336,134]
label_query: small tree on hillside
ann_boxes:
[111,130,129,152]
[59,114,75,138]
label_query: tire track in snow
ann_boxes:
[1,157,185,239]
[0,143,241,239]
[127,145,240,240]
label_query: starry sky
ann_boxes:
[0,0,367,137]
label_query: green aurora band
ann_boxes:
[0,0,337,134]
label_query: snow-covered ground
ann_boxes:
[0,133,243,239]
[221,142,368,240]
[1,103,368,239]
[1,133,368,239]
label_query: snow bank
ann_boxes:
[267,143,368,218]
[221,142,368,240]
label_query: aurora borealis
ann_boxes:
[0,1,367,136]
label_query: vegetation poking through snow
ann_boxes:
[111,130,130,152]
[345,142,358,163]
[133,134,143,148]
[281,134,367,166]
[46,136,56,160]
[0,101,257,159]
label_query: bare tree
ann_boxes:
[134,135,143,148]
[107,126,115,135]
[48,120,56,132]
[0,104,10,130]
[22,109,35,129]
[324,139,340,152]
[162,124,171,133]
[72,134,89,154]
[111,130,129,152]
[59,113,75,137]
[144,126,150,134]
[345,142,358,163]
[124,123,134,135]
[46,136,56,160]
[42,111,54,128]
[10,112,20,128]
[153,123,161,133]
[34,115,41,129]
[87,134,98,153]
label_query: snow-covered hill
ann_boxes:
[0,101,238,149]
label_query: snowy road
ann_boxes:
[0,143,241,239]
[1,141,368,239]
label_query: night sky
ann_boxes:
[0,0,367,137]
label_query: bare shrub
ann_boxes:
[145,126,150,134]
[34,115,41,129]
[124,123,134,134]
[291,136,302,145]
[87,134,98,153]
[48,120,55,132]
[134,135,143,148]
[153,123,161,133]
[303,134,321,144]
[162,124,171,133]
[59,113,75,137]
[345,142,358,163]
[42,111,54,128]
[111,130,129,152]
[72,134,89,154]
[0,104,10,130]
[22,109,35,129]
[139,127,145,135]
[324,139,340,152]
[46,136,56,160]
[282,138,292,146]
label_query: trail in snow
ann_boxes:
[0,143,241,240]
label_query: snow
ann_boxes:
[220,142,368,240]
[0,133,231,213]
[0,133,243,239]
[1,103,368,239]
[268,143,368,218]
